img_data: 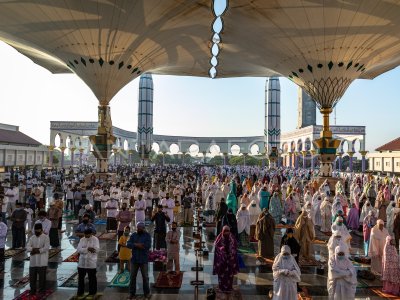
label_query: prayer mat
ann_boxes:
[275,224,294,229]
[238,245,256,254]
[68,235,80,240]
[97,232,117,240]
[320,230,332,237]
[109,270,130,287]
[65,214,75,219]
[69,293,103,300]
[148,249,167,262]
[11,274,30,288]
[203,222,216,227]
[215,286,243,300]
[369,288,398,298]
[13,289,53,300]
[5,248,24,259]
[63,252,79,262]
[257,256,274,265]
[238,254,246,269]
[105,250,119,263]
[60,272,79,288]
[298,287,312,300]
[93,219,107,225]
[154,271,183,289]
[66,219,79,224]
[299,257,322,267]
[25,248,62,261]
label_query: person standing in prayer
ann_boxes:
[272,245,301,300]
[320,197,332,233]
[105,196,119,232]
[204,193,216,224]
[226,179,237,214]
[255,208,275,259]
[376,191,389,222]
[258,185,270,211]
[363,210,377,257]
[213,226,239,293]
[346,203,360,231]
[0,220,6,261]
[382,236,400,296]
[248,200,259,242]
[118,226,132,273]
[327,245,357,300]
[236,203,250,247]
[166,221,181,273]
[134,194,146,224]
[77,228,100,297]
[151,205,170,250]
[215,198,228,236]
[386,201,397,236]
[48,201,61,248]
[26,223,50,296]
[359,200,374,227]
[280,228,300,264]
[127,222,152,300]
[222,208,238,240]
[312,194,323,227]
[327,233,349,261]
[393,210,400,248]
[181,192,193,225]
[11,201,27,249]
[331,216,351,248]
[116,203,133,251]
[294,209,315,261]
[369,219,389,275]
[269,191,283,224]
[284,194,297,225]
[160,193,175,224]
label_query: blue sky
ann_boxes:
[0,41,398,152]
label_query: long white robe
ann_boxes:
[327,235,349,261]
[160,198,175,224]
[236,208,250,235]
[368,225,389,275]
[272,246,301,300]
[134,199,146,223]
[248,201,260,226]
[327,246,357,300]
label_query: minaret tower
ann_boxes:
[264,77,281,167]
[137,73,154,166]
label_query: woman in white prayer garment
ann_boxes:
[272,245,301,300]
[327,245,357,300]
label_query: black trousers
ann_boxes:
[12,226,26,249]
[0,248,4,262]
[49,228,60,247]
[93,201,101,214]
[78,267,97,295]
[29,266,46,294]
[66,199,74,211]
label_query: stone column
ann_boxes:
[48,145,55,167]
[70,147,76,166]
[113,148,118,166]
[360,151,368,173]
[79,148,84,167]
[162,152,166,166]
[337,152,343,171]
[223,152,228,166]
[202,151,207,164]
[294,152,299,169]
[289,152,293,168]
[301,151,307,169]
[59,146,66,168]
[310,150,316,170]
[243,153,248,166]
[347,151,355,172]
[128,150,134,165]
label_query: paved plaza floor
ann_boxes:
[0,211,389,300]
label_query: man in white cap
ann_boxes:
[369,219,389,275]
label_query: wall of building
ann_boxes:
[0,145,48,168]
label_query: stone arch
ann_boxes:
[304,137,312,151]
[351,138,362,153]
[290,141,296,152]
[281,142,289,153]
[54,133,63,148]
[74,137,82,148]
[123,139,129,151]
[296,139,303,152]
[209,144,221,156]
[250,144,260,155]
[230,144,241,156]
[189,144,199,156]
[152,142,160,153]
[169,143,180,154]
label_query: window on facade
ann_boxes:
[397,162,400,167]
[386,162,390,167]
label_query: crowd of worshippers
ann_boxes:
[1,166,400,299]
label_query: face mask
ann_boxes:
[367,204,370,207]
[282,255,290,259]
[137,229,144,234]
[83,219,89,224]
[337,255,345,260]
[35,230,42,236]
[337,222,343,226]
[172,227,177,231]
[124,232,130,236]
[251,204,256,207]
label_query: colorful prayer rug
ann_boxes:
[25,248,62,260]
[104,250,119,263]
[5,248,24,259]
[154,271,183,288]
[69,293,103,300]
[238,254,246,269]
[312,239,328,245]
[66,219,79,224]
[298,287,312,300]
[369,288,398,298]
[109,270,130,287]
[12,289,53,300]
[148,249,167,262]
[93,219,107,225]
[215,286,243,300]
[299,257,322,267]
[63,252,79,262]
[275,224,294,229]
[11,274,29,288]
[60,272,79,288]
[238,245,256,254]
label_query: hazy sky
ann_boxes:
[0,41,399,153]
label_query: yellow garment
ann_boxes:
[118,235,132,260]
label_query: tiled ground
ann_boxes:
[0,207,387,300]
